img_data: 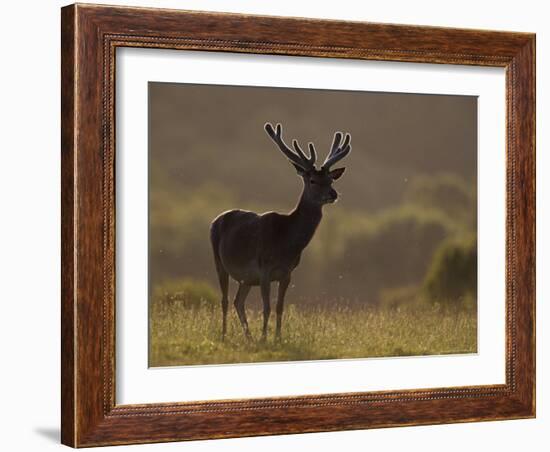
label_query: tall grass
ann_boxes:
[149,297,477,367]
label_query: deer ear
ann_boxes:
[291,162,307,175]
[329,167,346,180]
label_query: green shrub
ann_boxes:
[153,278,218,310]
[379,285,420,309]
[423,235,477,304]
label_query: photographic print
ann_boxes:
[148,82,478,367]
[61,6,535,444]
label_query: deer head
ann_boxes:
[264,123,351,205]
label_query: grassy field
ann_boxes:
[149,297,477,367]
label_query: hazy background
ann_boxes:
[149,82,477,309]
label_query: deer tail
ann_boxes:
[210,216,224,271]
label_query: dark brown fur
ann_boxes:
[210,123,349,340]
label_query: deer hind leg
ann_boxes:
[234,283,252,340]
[276,275,290,340]
[216,266,229,341]
[212,245,230,340]
[260,278,272,341]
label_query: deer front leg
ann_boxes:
[260,277,271,342]
[234,283,252,340]
[276,275,290,340]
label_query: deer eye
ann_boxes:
[310,179,316,184]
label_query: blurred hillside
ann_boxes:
[149,82,477,306]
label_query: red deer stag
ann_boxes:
[210,123,351,341]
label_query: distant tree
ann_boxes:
[327,206,450,303]
[403,173,476,230]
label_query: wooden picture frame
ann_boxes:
[61,3,535,447]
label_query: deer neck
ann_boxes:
[288,190,323,251]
